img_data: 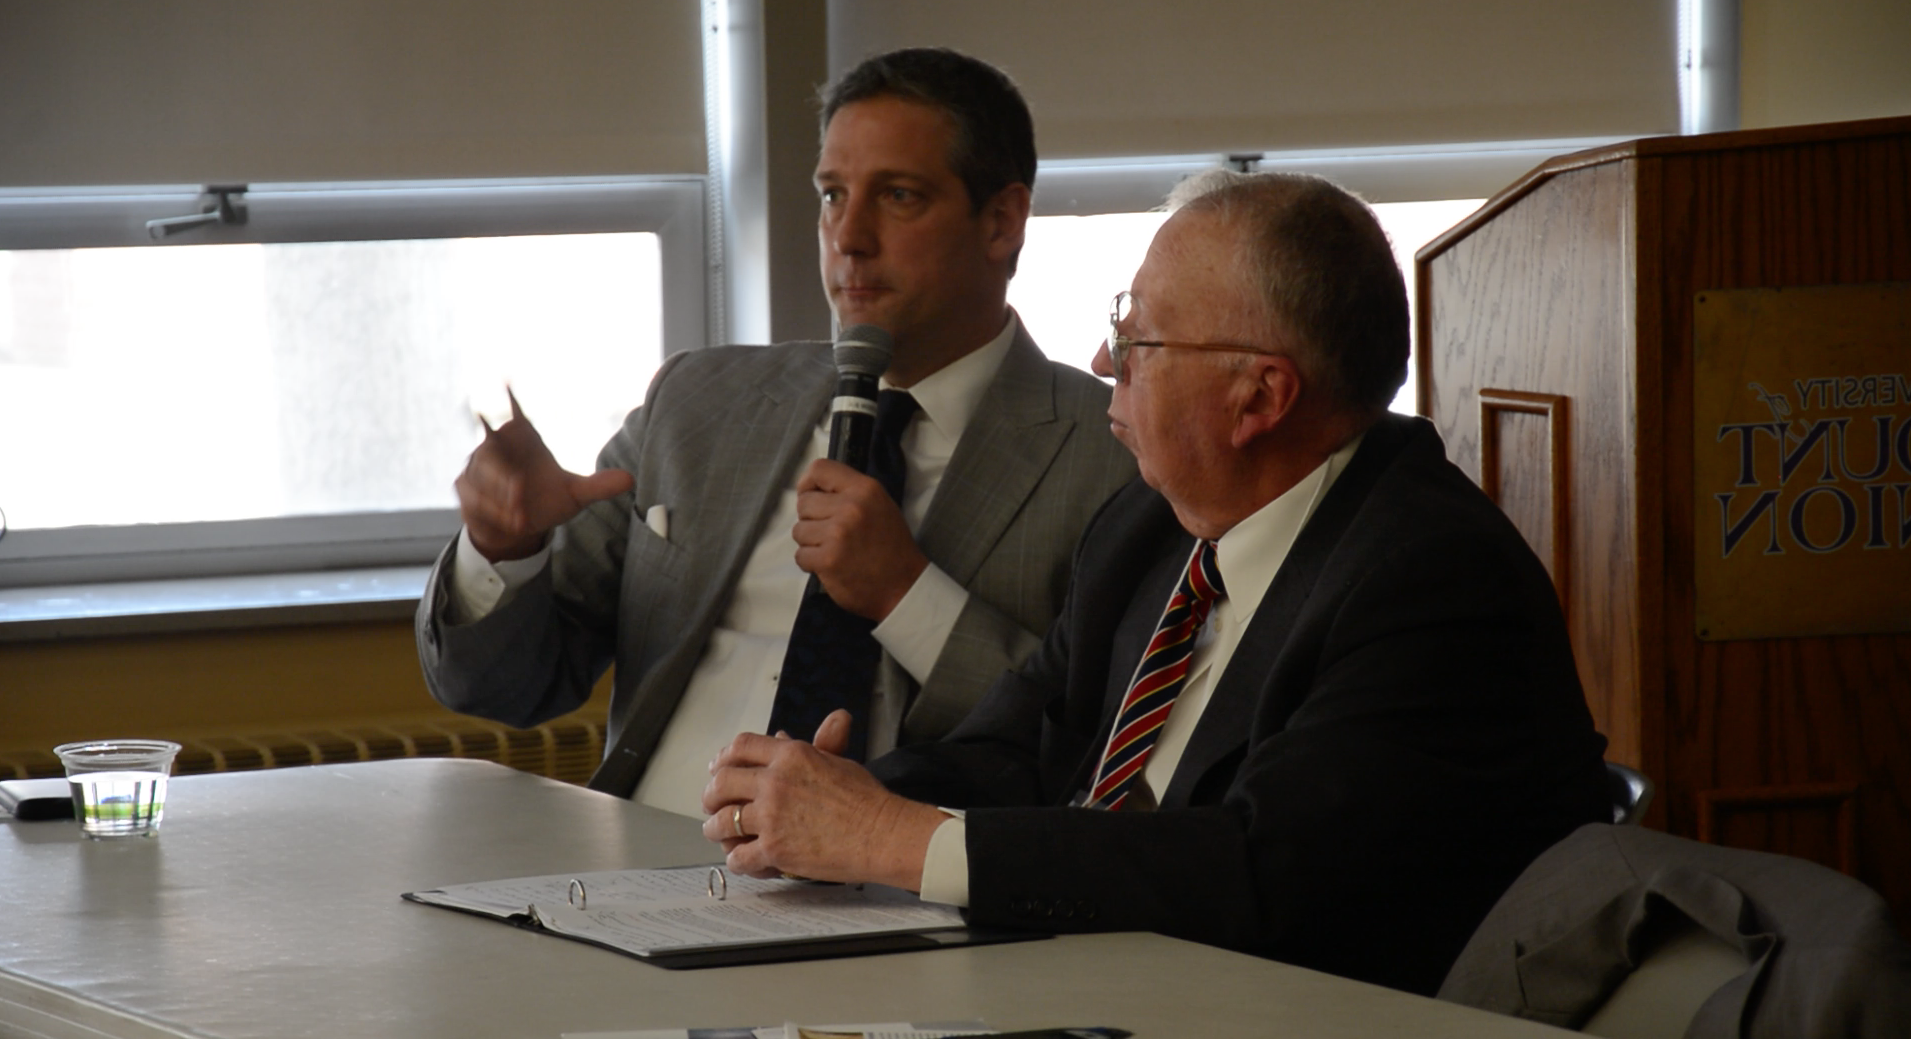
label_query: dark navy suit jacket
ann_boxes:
[871,413,1612,995]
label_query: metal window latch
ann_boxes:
[1224,154,1263,174]
[145,184,249,240]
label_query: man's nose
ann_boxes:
[827,196,879,256]
[1091,339,1115,380]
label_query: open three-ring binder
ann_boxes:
[403,865,1044,969]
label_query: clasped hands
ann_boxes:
[700,709,948,892]
[456,391,925,622]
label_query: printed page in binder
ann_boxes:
[404,864,966,959]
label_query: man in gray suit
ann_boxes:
[416,49,1135,815]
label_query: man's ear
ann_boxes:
[1231,352,1303,450]
[981,182,1032,266]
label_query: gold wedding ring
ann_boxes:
[731,804,745,839]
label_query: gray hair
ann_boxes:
[1164,170,1408,418]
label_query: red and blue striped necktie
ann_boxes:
[1085,539,1226,810]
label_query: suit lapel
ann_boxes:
[1158,417,1414,809]
[915,326,1068,581]
[673,348,834,639]
[596,346,833,795]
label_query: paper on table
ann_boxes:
[408,865,965,958]
[526,882,961,955]
[563,1022,989,1039]
[786,1027,990,1039]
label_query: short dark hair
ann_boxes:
[1168,171,1409,419]
[821,48,1037,213]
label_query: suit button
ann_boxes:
[1058,901,1076,920]
[1010,899,1032,917]
[1036,899,1054,918]
[1078,901,1097,920]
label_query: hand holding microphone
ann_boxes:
[792,325,929,621]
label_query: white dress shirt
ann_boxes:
[918,432,1366,906]
[447,317,1020,817]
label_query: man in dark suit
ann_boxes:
[416,49,1134,815]
[701,170,1613,995]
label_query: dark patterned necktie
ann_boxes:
[1085,539,1226,810]
[767,389,919,760]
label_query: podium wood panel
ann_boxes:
[1419,115,1911,930]
[1422,157,1648,770]
[1478,390,1572,611]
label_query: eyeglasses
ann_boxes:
[1104,290,1270,383]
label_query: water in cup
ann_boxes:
[68,770,168,838]
[53,739,182,839]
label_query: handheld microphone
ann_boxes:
[826,324,895,472]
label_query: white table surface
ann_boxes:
[0,758,1567,1039]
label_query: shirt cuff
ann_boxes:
[447,528,550,624]
[917,813,970,908]
[871,562,969,685]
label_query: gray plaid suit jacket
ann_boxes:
[416,325,1136,797]
[1439,823,1911,1037]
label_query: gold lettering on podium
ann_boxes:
[1694,283,1911,641]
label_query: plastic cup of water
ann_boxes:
[52,740,183,839]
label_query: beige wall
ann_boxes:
[2,622,432,752]
[1741,0,1911,128]
[0,619,613,762]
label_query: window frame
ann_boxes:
[0,176,705,591]
[1029,136,1633,216]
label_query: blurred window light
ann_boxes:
[0,233,660,533]
[1009,197,1485,416]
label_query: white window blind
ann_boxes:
[828,0,1679,188]
[0,0,707,187]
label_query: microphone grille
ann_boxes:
[833,324,894,378]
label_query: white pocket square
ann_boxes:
[644,504,669,540]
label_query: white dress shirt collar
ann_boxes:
[1211,431,1367,621]
[878,309,1018,444]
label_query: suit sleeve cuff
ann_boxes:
[917,812,970,908]
[448,528,551,624]
[871,562,969,684]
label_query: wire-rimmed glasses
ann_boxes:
[1105,290,1270,382]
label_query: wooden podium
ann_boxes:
[1416,115,1911,926]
